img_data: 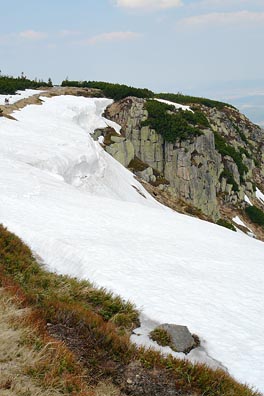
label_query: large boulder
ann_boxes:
[154,324,195,353]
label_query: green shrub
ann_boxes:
[182,109,210,127]
[214,132,248,181]
[238,129,248,144]
[142,100,203,143]
[150,328,173,348]
[61,80,153,100]
[216,219,236,232]
[220,169,239,192]
[245,206,264,227]
[0,74,51,95]
[155,92,235,110]
[239,147,251,159]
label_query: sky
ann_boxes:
[0,0,264,113]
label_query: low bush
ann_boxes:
[142,100,203,142]
[128,157,149,172]
[245,206,264,227]
[214,132,248,181]
[156,92,235,110]
[220,169,239,192]
[0,74,51,95]
[216,219,236,232]
[61,80,153,100]
[150,327,174,348]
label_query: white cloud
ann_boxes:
[193,0,254,7]
[19,30,48,40]
[114,0,182,10]
[177,11,264,28]
[83,31,141,45]
[194,0,262,7]
[59,30,81,38]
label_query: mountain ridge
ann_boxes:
[0,85,263,393]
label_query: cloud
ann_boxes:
[193,0,262,7]
[177,11,264,28]
[59,30,81,38]
[83,31,141,45]
[193,0,254,7]
[19,30,48,40]
[114,0,182,10]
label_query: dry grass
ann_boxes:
[0,290,121,396]
[94,381,122,396]
[0,289,90,396]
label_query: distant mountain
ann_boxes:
[185,79,264,127]
[230,94,264,127]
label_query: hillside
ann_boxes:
[1,224,261,396]
[98,90,264,240]
[0,86,263,394]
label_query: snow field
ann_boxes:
[0,89,44,105]
[0,95,263,392]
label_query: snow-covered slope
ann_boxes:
[0,95,263,392]
[0,89,43,105]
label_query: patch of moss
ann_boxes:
[150,328,174,349]
[239,147,251,159]
[216,219,236,232]
[103,128,120,146]
[220,169,239,192]
[214,132,248,182]
[128,157,149,172]
[150,176,170,187]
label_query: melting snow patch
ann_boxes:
[0,89,44,105]
[131,314,227,372]
[233,216,247,228]
[244,194,253,206]
[233,216,256,238]
[256,187,264,204]
[154,98,193,112]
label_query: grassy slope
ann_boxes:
[0,224,261,396]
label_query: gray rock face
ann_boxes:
[105,139,134,168]
[103,97,264,219]
[158,324,195,353]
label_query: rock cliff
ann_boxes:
[95,96,264,238]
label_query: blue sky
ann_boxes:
[0,0,264,100]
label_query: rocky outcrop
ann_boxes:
[105,136,134,168]
[97,97,264,224]
[153,324,196,353]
